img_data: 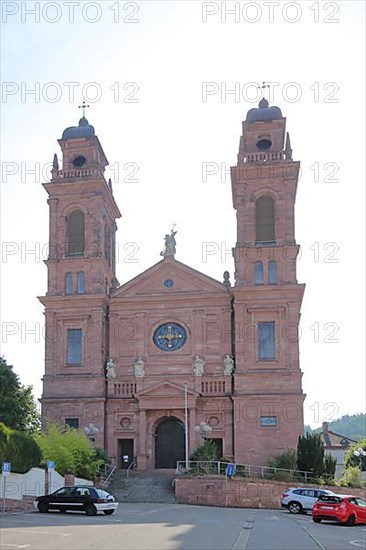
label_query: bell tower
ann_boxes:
[39,114,121,446]
[231,99,305,464]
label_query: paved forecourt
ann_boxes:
[1,504,365,550]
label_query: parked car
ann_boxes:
[34,485,118,516]
[281,487,335,514]
[313,494,366,525]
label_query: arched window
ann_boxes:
[66,210,85,256]
[77,271,85,294]
[255,196,275,243]
[65,272,73,294]
[255,261,263,285]
[268,260,277,284]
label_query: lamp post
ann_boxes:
[83,423,99,447]
[353,447,366,469]
[184,383,189,470]
[194,421,213,441]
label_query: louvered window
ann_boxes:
[67,329,83,365]
[255,196,275,243]
[66,210,85,256]
[258,321,276,360]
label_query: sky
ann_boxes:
[0,1,365,429]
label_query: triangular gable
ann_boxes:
[136,380,199,398]
[111,257,229,298]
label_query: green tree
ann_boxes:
[0,422,41,473]
[35,422,103,479]
[297,433,324,478]
[0,356,40,433]
[268,448,298,471]
[190,439,218,462]
[344,438,366,471]
[323,453,337,479]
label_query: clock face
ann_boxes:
[72,155,86,167]
[153,323,187,351]
[256,139,272,151]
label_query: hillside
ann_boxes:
[309,413,366,440]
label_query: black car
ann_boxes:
[34,485,118,516]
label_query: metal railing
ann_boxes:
[176,461,318,483]
[126,458,136,478]
[98,463,116,485]
[103,465,117,485]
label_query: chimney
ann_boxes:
[322,421,329,434]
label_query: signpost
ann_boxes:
[225,463,236,507]
[2,462,11,513]
[47,460,55,494]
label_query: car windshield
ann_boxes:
[318,495,343,504]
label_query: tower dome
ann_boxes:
[246,99,283,122]
[61,117,95,140]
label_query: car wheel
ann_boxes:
[313,517,321,523]
[85,504,97,516]
[288,501,302,514]
[346,514,355,526]
[38,502,49,513]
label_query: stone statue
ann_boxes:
[134,356,145,378]
[106,358,116,379]
[193,355,204,376]
[223,355,234,375]
[160,229,177,257]
[223,271,231,288]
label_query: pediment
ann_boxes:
[136,380,198,399]
[111,257,229,298]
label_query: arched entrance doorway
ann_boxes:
[155,417,185,469]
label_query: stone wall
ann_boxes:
[175,476,366,508]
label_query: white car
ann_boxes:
[281,487,335,514]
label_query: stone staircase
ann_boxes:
[106,469,177,503]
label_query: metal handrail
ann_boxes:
[103,465,117,485]
[176,460,319,483]
[126,459,136,478]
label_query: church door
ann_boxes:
[155,418,185,469]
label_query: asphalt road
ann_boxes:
[1,504,365,550]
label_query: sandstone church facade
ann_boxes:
[39,99,305,470]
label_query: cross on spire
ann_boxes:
[258,81,270,100]
[78,100,90,118]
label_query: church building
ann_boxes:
[39,99,305,470]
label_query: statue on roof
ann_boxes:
[160,228,177,258]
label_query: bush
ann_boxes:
[268,448,297,471]
[0,422,41,473]
[36,422,103,479]
[190,439,218,462]
[338,466,361,488]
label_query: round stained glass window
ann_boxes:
[153,323,187,351]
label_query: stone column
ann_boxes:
[138,409,147,470]
[189,407,196,455]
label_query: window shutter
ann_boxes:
[256,196,275,242]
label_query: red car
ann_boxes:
[313,494,366,526]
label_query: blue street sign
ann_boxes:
[2,462,11,476]
[226,463,236,477]
[47,461,55,471]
